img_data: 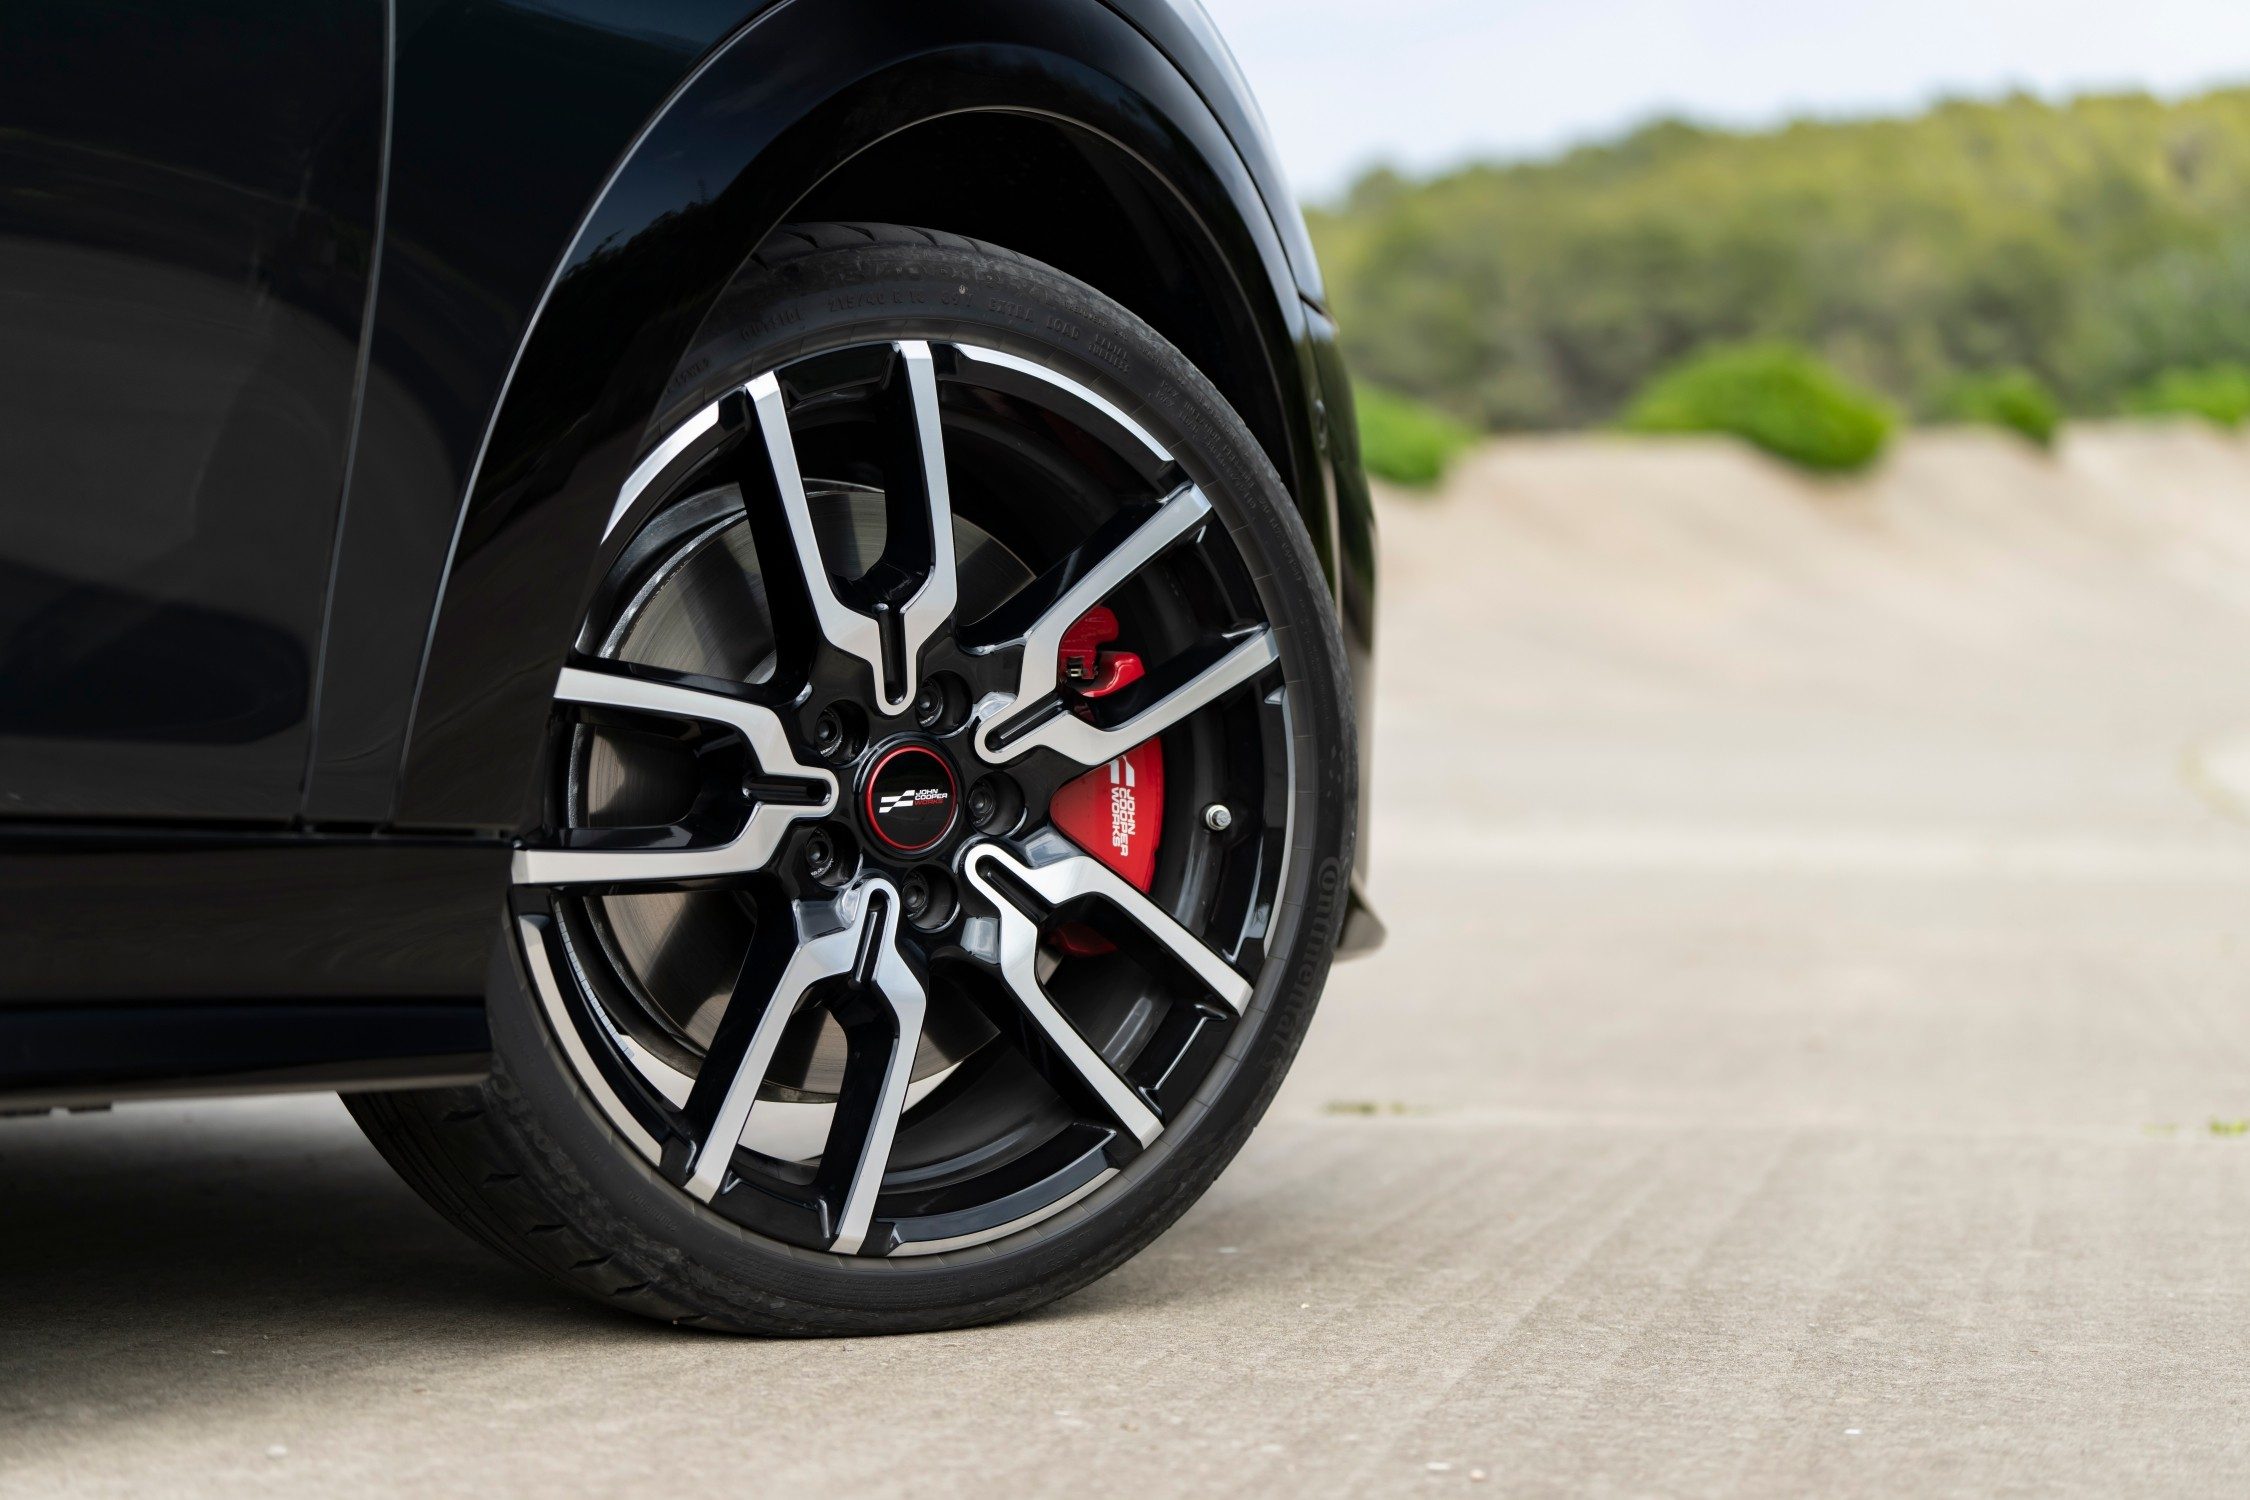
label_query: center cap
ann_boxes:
[862,742,959,855]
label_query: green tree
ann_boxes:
[1310,88,2250,434]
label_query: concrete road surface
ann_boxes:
[9,425,2250,1497]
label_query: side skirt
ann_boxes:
[0,828,506,1108]
[0,1000,490,1112]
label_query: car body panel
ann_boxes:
[0,0,385,820]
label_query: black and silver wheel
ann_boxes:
[351,224,1355,1333]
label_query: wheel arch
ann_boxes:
[391,0,1334,833]
[773,111,1303,524]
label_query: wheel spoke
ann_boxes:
[746,369,885,689]
[965,844,1252,1015]
[972,484,1275,764]
[511,664,835,888]
[671,888,809,1182]
[679,887,875,1202]
[742,342,956,716]
[882,342,958,711]
[602,400,723,541]
[953,343,1173,464]
[989,628,1277,767]
[959,845,1223,1148]
[675,881,925,1258]
[818,889,926,1255]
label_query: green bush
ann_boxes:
[1355,385,1477,487]
[2125,364,2250,427]
[1621,344,1894,472]
[1938,369,2062,447]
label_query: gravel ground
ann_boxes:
[7,424,2250,1497]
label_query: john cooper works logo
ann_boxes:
[865,745,958,852]
[1106,755,1137,858]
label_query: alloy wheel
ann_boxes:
[508,337,1295,1259]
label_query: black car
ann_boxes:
[1,0,1379,1333]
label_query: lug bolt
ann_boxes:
[810,704,866,765]
[966,775,1019,835]
[803,829,837,881]
[912,672,965,732]
[899,867,956,931]
[1203,803,1234,832]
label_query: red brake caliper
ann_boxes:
[1046,606,1164,956]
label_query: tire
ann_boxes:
[349,222,1356,1335]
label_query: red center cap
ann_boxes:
[862,744,958,854]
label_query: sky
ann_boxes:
[1198,0,2250,201]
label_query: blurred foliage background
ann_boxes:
[1315,87,2250,478]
